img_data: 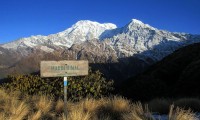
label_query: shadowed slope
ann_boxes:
[120,43,200,100]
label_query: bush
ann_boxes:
[2,75,63,97]
[67,69,114,101]
[1,68,114,101]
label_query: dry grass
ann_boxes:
[169,105,198,120]
[28,110,42,120]
[0,87,198,120]
[93,96,131,120]
[0,88,29,120]
[67,106,91,120]
[55,99,64,114]
[123,102,153,120]
[107,96,131,113]
[9,101,29,120]
[0,113,6,120]
[35,95,53,114]
[81,97,103,112]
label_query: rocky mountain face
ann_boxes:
[0,19,200,82]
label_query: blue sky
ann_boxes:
[0,0,200,44]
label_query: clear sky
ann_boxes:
[0,0,200,44]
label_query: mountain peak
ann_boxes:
[54,20,118,46]
[125,18,156,31]
[72,20,117,29]
[131,19,144,25]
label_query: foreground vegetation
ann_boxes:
[0,87,199,120]
[1,69,113,101]
[0,69,199,120]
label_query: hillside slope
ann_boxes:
[120,43,200,100]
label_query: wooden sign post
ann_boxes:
[40,60,88,120]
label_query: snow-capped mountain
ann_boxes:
[1,20,117,50]
[1,19,199,60]
[106,19,200,60]
[0,19,200,81]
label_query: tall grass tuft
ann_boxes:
[28,110,42,120]
[0,87,29,120]
[169,105,198,120]
[66,106,91,120]
[9,101,29,120]
[122,102,153,120]
[55,99,64,114]
[35,95,53,114]
[94,96,131,120]
[108,96,131,113]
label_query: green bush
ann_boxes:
[67,69,114,101]
[1,68,114,101]
[2,75,63,97]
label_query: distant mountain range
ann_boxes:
[0,19,200,81]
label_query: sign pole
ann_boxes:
[64,76,67,120]
[40,60,88,119]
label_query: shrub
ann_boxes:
[1,68,114,101]
[2,75,63,97]
[67,69,114,101]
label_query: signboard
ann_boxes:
[40,60,88,120]
[40,60,88,77]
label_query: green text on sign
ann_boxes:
[40,60,88,77]
[50,65,79,71]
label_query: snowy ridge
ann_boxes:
[1,19,200,60]
[105,19,200,60]
[1,20,117,50]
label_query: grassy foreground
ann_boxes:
[0,88,198,120]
